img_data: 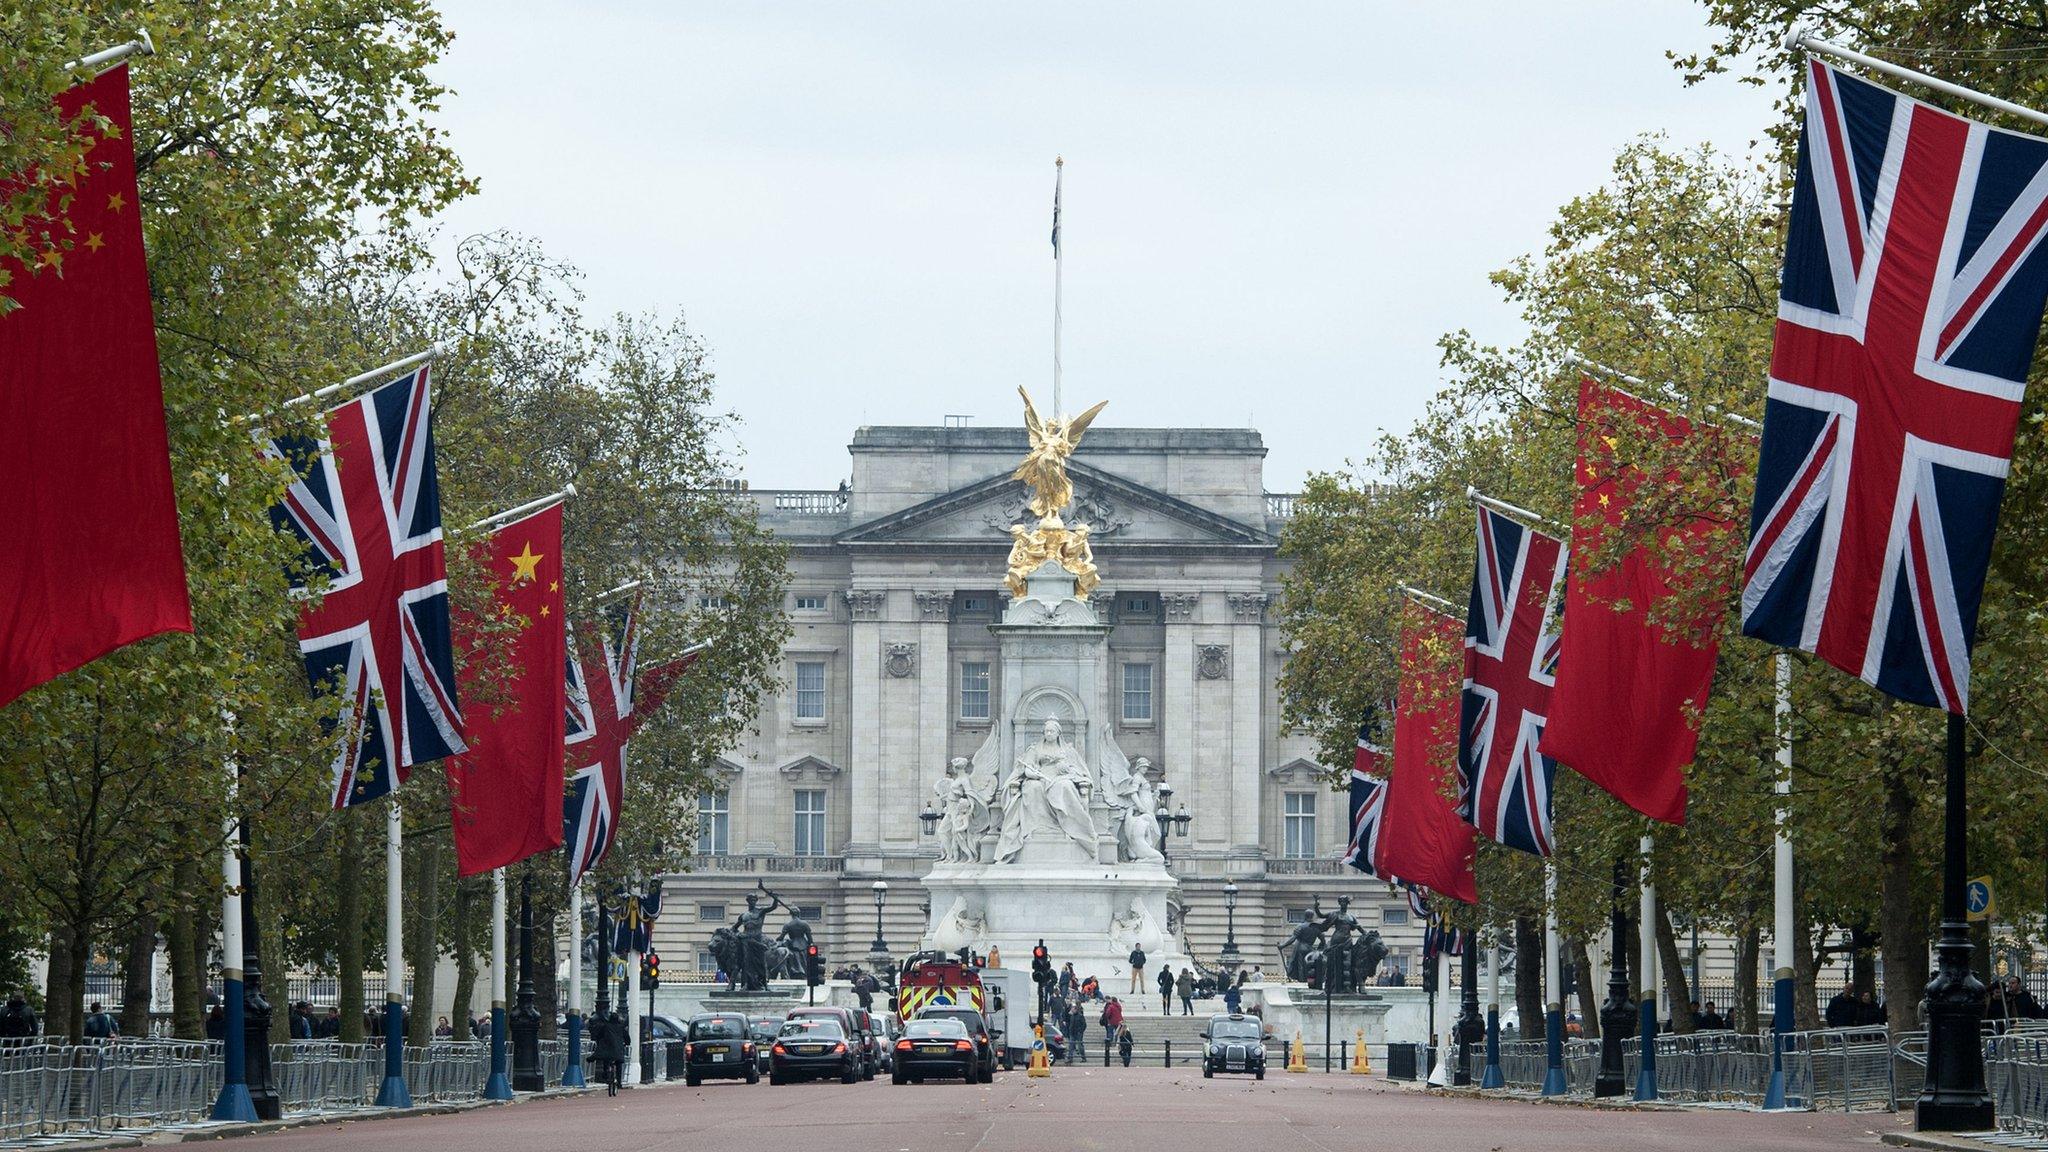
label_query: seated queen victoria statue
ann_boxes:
[993,719,1096,863]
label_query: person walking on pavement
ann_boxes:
[1157,965,1174,1015]
[1176,968,1195,1016]
[82,1001,116,1040]
[592,1008,628,1095]
[1066,996,1087,1062]
[1128,946,1147,995]
[0,992,37,1039]
[1117,1024,1134,1067]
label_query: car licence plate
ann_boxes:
[919,1044,951,1053]
[800,1045,825,1054]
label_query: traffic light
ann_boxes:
[641,951,661,987]
[1030,941,1052,986]
[805,944,825,986]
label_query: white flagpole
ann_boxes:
[374,801,411,1106]
[564,880,587,1086]
[1464,486,1566,533]
[1542,862,1567,1095]
[66,31,154,74]
[1428,950,1454,1087]
[1789,27,2048,130]
[624,890,642,1088]
[242,344,448,424]
[1636,833,1660,1100]
[1766,651,1797,1108]
[483,870,511,1099]
[1052,156,1064,419]
[459,484,577,537]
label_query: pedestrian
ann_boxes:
[1222,982,1241,1014]
[1824,989,1856,1027]
[1128,945,1147,995]
[318,1007,341,1038]
[1157,965,1174,1015]
[82,1001,117,1040]
[1117,1023,1134,1067]
[592,1008,627,1096]
[0,992,36,1039]
[1101,996,1123,1039]
[1176,968,1195,1016]
[1855,990,1884,1027]
[853,968,877,1012]
[205,1004,226,1041]
[291,1002,316,1040]
[1060,962,1077,997]
[1066,997,1086,1061]
[1696,1001,1727,1031]
[1249,965,1265,985]
[433,1015,453,1039]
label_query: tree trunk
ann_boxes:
[336,809,365,1045]
[44,926,75,1039]
[408,836,440,1048]
[1793,902,1822,1031]
[1513,915,1544,1034]
[533,898,559,1042]
[450,878,476,1038]
[1654,907,1695,1033]
[1734,921,1761,1034]
[120,914,155,1037]
[1573,938,1601,1041]
[166,871,203,1040]
[1881,762,1925,1033]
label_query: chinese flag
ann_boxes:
[1377,602,1478,903]
[1540,378,1725,825]
[446,504,567,876]
[0,66,191,708]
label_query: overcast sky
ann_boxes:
[426,2,1777,492]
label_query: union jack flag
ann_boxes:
[564,593,641,883]
[1405,882,1430,920]
[1345,705,1391,877]
[1457,505,1566,857]
[1424,914,1464,959]
[1742,59,2048,714]
[264,365,464,808]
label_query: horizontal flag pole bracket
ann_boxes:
[1789,26,2048,130]
[68,30,154,75]
[460,484,577,536]
[241,343,451,425]
[642,640,713,666]
[593,580,644,604]
[1564,351,1761,431]
[1466,485,1564,532]
[1395,582,1459,613]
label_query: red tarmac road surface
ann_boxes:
[224,1069,1910,1151]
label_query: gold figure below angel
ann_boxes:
[1005,386,1107,599]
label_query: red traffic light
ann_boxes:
[807,944,819,957]
[1032,946,1047,961]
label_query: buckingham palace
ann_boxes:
[652,421,1431,983]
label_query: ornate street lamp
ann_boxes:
[1594,859,1635,1098]
[870,880,890,956]
[1221,882,1240,958]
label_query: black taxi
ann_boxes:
[683,1013,759,1086]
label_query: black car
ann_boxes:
[682,1013,759,1087]
[891,1017,979,1085]
[769,1018,861,1085]
[1200,1013,1267,1080]
[913,1006,995,1083]
[785,1006,879,1080]
[749,1017,780,1074]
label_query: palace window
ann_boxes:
[794,595,827,611]
[794,661,826,720]
[795,905,824,924]
[698,594,728,611]
[793,789,827,856]
[1284,792,1317,859]
[1382,907,1410,927]
[959,596,990,614]
[1121,663,1154,722]
[695,790,729,856]
[1122,595,1156,619]
[698,903,726,924]
[960,662,991,720]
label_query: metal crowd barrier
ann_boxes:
[399,1041,490,1103]
[1,1039,221,1142]
[1477,1027,1894,1112]
[1988,1031,2048,1136]
[271,1041,371,1114]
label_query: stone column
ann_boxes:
[1160,593,1200,852]
[1226,593,1268,857]
[845,588,887,856]
[914,591,952,851]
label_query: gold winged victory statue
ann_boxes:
[1005,386,1108,599]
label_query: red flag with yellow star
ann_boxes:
[0,65,192,708]
[446,503,567,876]
[1539,379,1729,825]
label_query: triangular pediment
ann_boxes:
[836,461,1271,548]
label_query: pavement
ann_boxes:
[188,1068,1917,1151]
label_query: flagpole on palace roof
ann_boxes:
[1051,156,1064,420]
[1465,486,1565,533]
[1789,26,2048,130]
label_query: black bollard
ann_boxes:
[1595,858,1635,1098]
[510,871,544,1092]
[1164,1039,1171,1068]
